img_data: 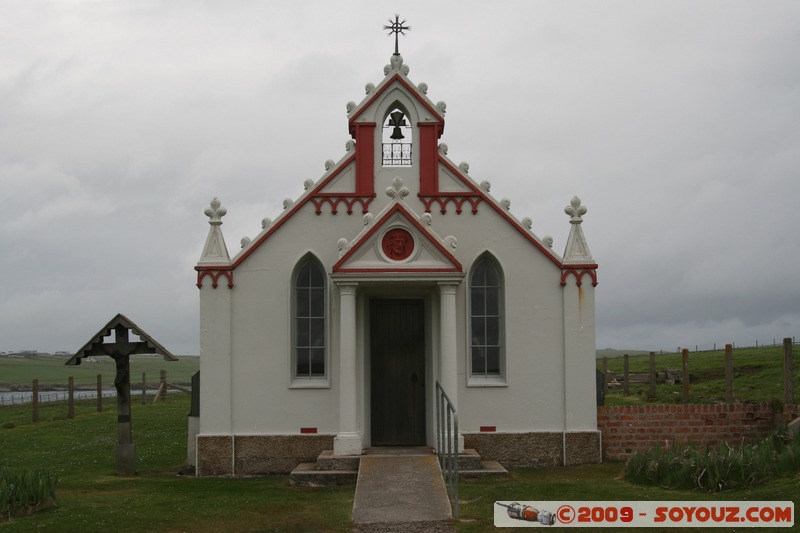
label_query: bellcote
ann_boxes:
[345,54,446,198]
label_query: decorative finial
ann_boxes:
[565,196,587,223]
[384,14,411,56]
[204,197,227,226]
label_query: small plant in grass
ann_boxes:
[624,429,800,493]
[0,468,58,518]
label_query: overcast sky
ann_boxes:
[2,1,799,355]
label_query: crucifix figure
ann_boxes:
[384,14,411,56]
[67,314,176,475]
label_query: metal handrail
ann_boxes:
[435,381,459,518]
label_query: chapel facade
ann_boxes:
[193,49,601,475]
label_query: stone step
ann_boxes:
[289,462,358,487]
[316,449,361,471]
[460,459,508,477]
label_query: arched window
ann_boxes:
[469,255,504,378]
[382,105,412,166]
[293,257,326,378]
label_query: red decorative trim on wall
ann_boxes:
[560,268,598,287]
[196,269,234,289]
[418,122,441,195]
[310,195,375,215]
[419,194,482,215]
[353,123,376,196]
[300,427,318,434]
[479,426,497,433]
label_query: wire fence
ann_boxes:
[0,370,190,419]
[653,336,797,355]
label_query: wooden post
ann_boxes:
[114,352,135,476]
[32,379,39,423]
[681,348,690,404]
[141,372,147,405]
[159,369,167,402]
[68,376,75,419]
[785,338,794,405]
[649,352,656,400]
[725,344,734,403]
[602,356,608,397]
[623,354,630,395]
[97,374,103,413]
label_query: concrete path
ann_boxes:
[351,449,453,527]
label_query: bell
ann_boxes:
[389,110,406,140]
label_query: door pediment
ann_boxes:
[333,203,462,274]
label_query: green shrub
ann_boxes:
[0,468,58,517]
[624,429,800,493]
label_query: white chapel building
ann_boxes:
[193,48,600,475]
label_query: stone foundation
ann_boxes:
[463,431,601,467]
[196,434,334,476]
[196,435,233,476]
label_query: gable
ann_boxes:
[348,73,444,133]
[333,202,461,274]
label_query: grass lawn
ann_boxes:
[2,394,798,532]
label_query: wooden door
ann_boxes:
[370,299,426,446]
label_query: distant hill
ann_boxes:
[596,349,651,359]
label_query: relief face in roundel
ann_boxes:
[381,228,414,261]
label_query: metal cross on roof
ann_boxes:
[384,14,410,56]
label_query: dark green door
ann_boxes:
[370,299,426,446]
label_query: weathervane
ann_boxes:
[384,14,411,56]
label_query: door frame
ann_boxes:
[362,289,435,448]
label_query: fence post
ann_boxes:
[785,338,794,405]
[681,348,690,404]
[725,344,734,404]
[142,372,147,405]
[97,374,103,413]
[623,354,630,395]
[649,352,656,400]
[32,379,40,423]
[160,369,167,402]
[602,357,608,398]
[68,376,75,419]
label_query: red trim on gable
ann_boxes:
[419,194,482,215]
[195,268,234,289]
[348,74,444,135]
[310,195,375,215]
[560,268,599,287]
[332,203,463,274]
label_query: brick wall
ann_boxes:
[598,404,799,462]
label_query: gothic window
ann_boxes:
[293,256,326,378]
[382,105,412,166]
[469,255,504,378]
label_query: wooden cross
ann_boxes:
[67,314,176,475]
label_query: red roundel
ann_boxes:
[381,228,414,261]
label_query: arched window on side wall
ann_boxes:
[469,254,504,379]
[293,256,326,379]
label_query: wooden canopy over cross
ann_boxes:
[66,313,177,475]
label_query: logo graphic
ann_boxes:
[496,502,556,526]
